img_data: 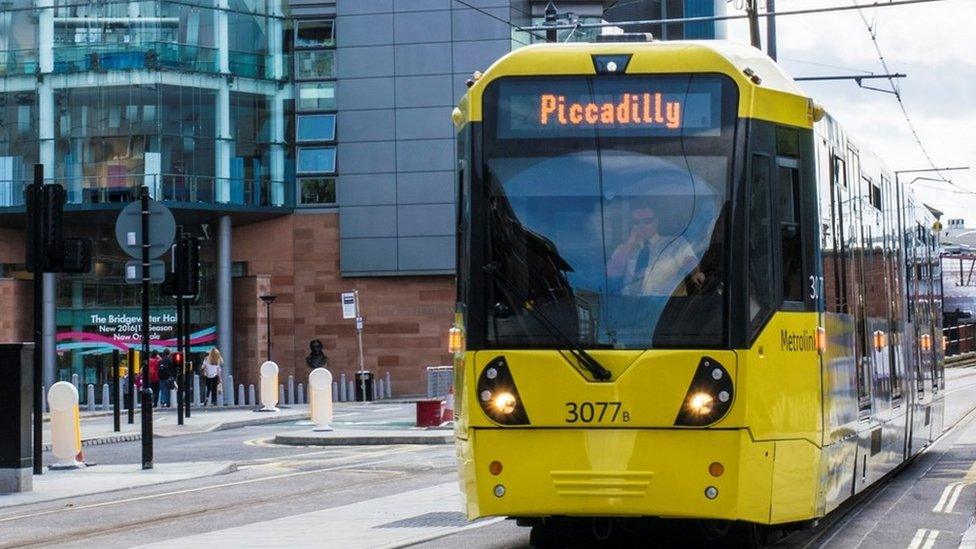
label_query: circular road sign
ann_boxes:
[114,200,177,259]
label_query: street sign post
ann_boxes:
[114,191,175,470]
[115,200,175,260]
[124,260,165,284]
[341,290,368,402]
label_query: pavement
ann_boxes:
[0,461,236,509]
[44,404,314,450]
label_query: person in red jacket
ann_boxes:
[148,351,161,407]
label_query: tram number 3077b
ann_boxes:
[565,401,631,424]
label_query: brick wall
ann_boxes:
[231,213,455,396]
[0,227,32,344]
[0,279,32,343]
[231,275,270,391]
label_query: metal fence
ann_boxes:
[943,323,976,357]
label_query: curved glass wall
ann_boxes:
[0,0,292,208]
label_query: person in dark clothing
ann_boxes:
[158,348,176,408]
[305,339,328,371]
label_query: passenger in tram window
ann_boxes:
[607,203,704,297]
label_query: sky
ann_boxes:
[723,0,976,224]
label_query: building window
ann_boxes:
[296,20,335,48]
[295,50,335,80]
[297,82,336,110]
[297,114,336,142]
[297,147,336,173]
[299,177,336,205]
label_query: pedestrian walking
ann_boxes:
[148,351,161,407]
[158,349,176,408]
[201,347,223,406]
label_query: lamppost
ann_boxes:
[260,294,276,362]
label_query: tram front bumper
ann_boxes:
[459,428,782,524]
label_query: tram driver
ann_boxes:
[607,203,706,297]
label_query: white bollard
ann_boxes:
[347,380,355,403]
[297,383,305,405]
[71,373,80,395]
[309,368,334,431]
[225,374,234,406]
[101,384,110,411]
[193,374,201,406]
[278,384,285,407]
[237,384,245,406]
[339,373,347,402]
[86,384,95,412]
[248,384,256,406]
[287,375,295,405]
[259,361,279,412]
[332,381,338,403]
[376,378,385,401]
[385,371,392,398]
[48,382,84,469]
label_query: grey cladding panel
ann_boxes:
[340,205,397,238]
[395,107,455,140]
[394,43,452,76]
[398,236,455,271]
[338,142,396,174]
[398,204,456,236]
[452,39,511,74]
[452,8,512,41]
[337,0,392,16]
[394,0,450,11]
[336,46,395,79]
[336,14,393,47]
[341,238,398,273]
[338,109,396,143]
[338,173,396,206]
[394,10,451,44]
[397,139,455,172]
[395,75,454,108]
[398,171,455,205]
[336,77,395,110]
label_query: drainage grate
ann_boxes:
[375,511,470,529]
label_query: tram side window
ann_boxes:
[748,154,774,333]
[832,155,846,189]
[779,164,803,302]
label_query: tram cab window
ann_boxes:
[748,154,774,332]
[779,163,803,302]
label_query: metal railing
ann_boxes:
[0,174,291,209]
[943,323,976,357]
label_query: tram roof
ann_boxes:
[455,40,815,129]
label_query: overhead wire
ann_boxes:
[451,0,545,46]
[851,0,952,184]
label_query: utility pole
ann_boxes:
[747,0,762,50]
[766,0,777,60]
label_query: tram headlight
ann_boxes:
[492,392,517,414]
[674,357,734,427]
[688,392,714,415]
[477,356,530,425]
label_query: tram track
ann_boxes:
[779,378,976,549]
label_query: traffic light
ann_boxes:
[25,182,65,273]
[62,237,93,274]
[172,352,184,372]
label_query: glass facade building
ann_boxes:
[0,0,296,387]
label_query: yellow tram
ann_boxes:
[451,39,945,543]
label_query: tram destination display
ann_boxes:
[492,75,728,139]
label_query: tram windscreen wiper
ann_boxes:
[484,262,612,382]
